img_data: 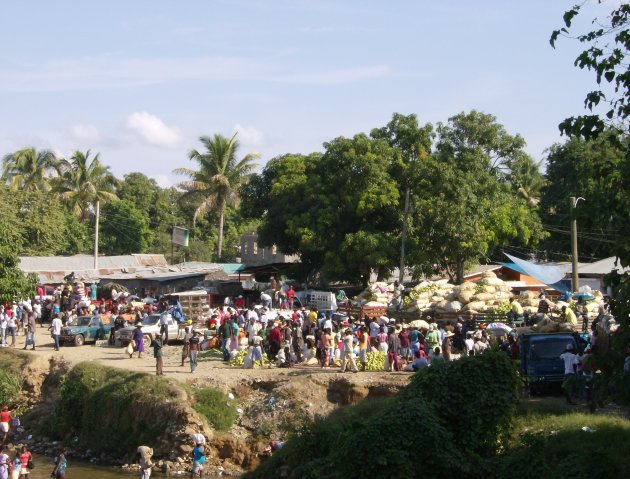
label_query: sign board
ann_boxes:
[172,226,190,247]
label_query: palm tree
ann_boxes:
[53,150,118,221]
[174,133,259,260]
[508,154,546,207]
[1,147,59,191]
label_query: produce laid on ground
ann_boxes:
[364,351,386,371]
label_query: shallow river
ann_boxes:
[26,454,223,478]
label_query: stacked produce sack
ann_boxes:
[400,271,514,315]
[354,282,391,307]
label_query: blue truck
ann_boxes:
[519,331,589,393]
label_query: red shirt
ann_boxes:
[0,411,10,423]
[269,328,282,343]
[286,289,295,300]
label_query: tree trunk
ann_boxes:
[399,187,410,283]
[217,202,225,260]
[455,258,465,285]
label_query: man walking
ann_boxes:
[150,336,164,376]
[50,314,63,351]
[340,328,358,373]
[188,331,201,373]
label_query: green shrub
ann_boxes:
[492,408,630,479]
[245,352,521,479]
[193,388,237,432]
[0,350,31,407]
[408,349,519,455]
[0,370,22,406]
[45,362,182,456]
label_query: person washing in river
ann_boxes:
[191,442,206,477]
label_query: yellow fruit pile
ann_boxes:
[364,351,386,371]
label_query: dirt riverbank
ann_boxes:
[7,327,409,475]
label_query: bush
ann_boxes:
[0,370,22,406]
[492,406,630,478]
[408,349,519,455]
[193,388,237,432]
[0,350,30,407]
[245,352,521,479]
[45,362,182,456]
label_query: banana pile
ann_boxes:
[229,349,248,366]
[364,351,386,371]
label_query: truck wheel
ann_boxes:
[74,334,85,346]
[143,334,152,349]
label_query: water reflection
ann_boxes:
[25,454,223,478]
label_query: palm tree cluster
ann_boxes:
[2,148,118,221]
[1,132,259,261]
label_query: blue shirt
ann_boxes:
[193,446,205,464]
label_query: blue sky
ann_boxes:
[0,0,610,186]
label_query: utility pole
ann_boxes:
[171,225,175,266]
[94,200,100,270]
[399,187,410,283]
[570,196,580,292]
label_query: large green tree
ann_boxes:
[0,219,37,302]
[539,132,626,261]
[1,147,58,191]
[175,133,259,260]
[242,135,401,285]
[407,111,545,283]
[370,113,434,281]
[100,200,153,255]
[53,150,118,221]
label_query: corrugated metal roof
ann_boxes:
[177,262,246,274]
[579,256,629,275]
[19,254,168,272]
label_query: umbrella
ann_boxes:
[409,319,430,329]
[572,292,595,302]
[486,322,512,333]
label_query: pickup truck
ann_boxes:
[117,314,188,349]
[519,331,589,393]
[60,315,113,346]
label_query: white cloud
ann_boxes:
[71,123,100,142]
[152,173,173,188]
[0,55,390,92]
[233,124,265,147]
[126,112,180,148]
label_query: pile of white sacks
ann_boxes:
[354,270,513,315]
[353,271,607,320]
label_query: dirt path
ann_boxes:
[13,326,411,391]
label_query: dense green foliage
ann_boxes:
[0,219,37,302]
[192,387,237,432]
[495,401,630,479]
[539,132,627,261]
[243,111,545,284]
[100,200,153,255]
[245,351,519,479]
[0,350,30,407]
[551,2,629,138]
[46,362,182,455]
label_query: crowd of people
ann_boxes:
[208,303,508,372]
[0,403,67,478]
